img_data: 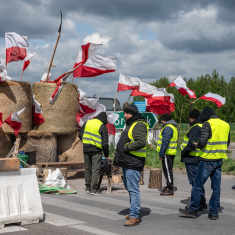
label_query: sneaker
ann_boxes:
[180,197,190,204]
[89,191,97,195]
[124,218,141,226]
[86,190,90,194]
[179,208,198,218]
[208,214,219,220]
[232,185,235,190]
[160,188,174,196]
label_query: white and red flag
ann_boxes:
[199,92,225,108]
[131,81,157,98]
[4,107,25,136]
[32,96,45,126]
[22,52,35,72]
[147,88,175,114]
[106,112,119,136]
[117,73,140,91]
[5,32,29,65]
[169,76,196,99]
[0,112,2,127]
[73,43,116,78]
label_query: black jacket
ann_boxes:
[181,120,201,164]
[79,112,109,158]
[114,113,148,171]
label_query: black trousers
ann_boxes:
[162,155,175,190]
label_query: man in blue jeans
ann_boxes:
[114,103,148,226]
[179,106,230,220]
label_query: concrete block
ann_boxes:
[0,168,44,228]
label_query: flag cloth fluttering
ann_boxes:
[117,73,140,91]
[169,75,196,99]
[22,52,35,72]
[4,107,25,136]
[199,92,226,108]
[5,32,29,65]
[73,43,116,78]
[131,81,158,98]
[32,96,45,125]
[0,58,12,81]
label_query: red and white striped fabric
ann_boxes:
[117,73,140,91]
[131,81,158,98]
[147,88,175,114]
[77,90,106,127]
[0,112,2,127]
[73,43,116,78]
[4,107,25,136]
[33,96,45,126]
[22,52,35,72]
[5,32,29,65]
[199,92,226,108]
[169,76,196,99]
[106,112,119,136]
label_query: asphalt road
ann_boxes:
[1,171,235,235]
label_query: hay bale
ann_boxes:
[0,80,32,133]
[0,129,13,157]
[20,131,57,163]
[32,82,79,134]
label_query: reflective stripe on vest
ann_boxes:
[127,121,149,158]
[82,119,103,149]
[180,123,202,157]
[156,124,178,155]
[200,118,230,160]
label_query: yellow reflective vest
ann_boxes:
[127,121,149,158]
[82,118,103,149]
[200,118,230,160]
[181,123,202,157]
[156,124,178,155]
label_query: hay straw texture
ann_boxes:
[0,80,32,133]
[32,82,79,134]
[0,129,12,157]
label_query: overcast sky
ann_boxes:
[1,0,235,103]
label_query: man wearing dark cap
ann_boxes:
[156,113,178,196]
[180,109,207,210]
[79,112,109,195]
[179,106,230,220]
[114,103,148,226]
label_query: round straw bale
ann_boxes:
[32,82,79,134]
[0,80,32,133]
[0,129,13,157]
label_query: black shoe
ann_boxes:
[232,185,235,190]
[179,208,198,218]
[180,197,190,204]
[208,214,219,220]
[160,188,174,196]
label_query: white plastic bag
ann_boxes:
[44,168,67,188]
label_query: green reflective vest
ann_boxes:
[156,124,178,155]
[82,118,103,149]
[200,118,230,160]
[180,123,202,157]
[127,121,149,158]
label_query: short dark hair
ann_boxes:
[123,103,138,115]
[189,109,200,119]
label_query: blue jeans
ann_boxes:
[189,160,222,216]
[122,168,141,218]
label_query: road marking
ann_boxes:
[71,224,120,235]
[0,226,27,234]
[43,198,123,221]
[45,212,85,226]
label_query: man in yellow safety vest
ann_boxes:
[179,106,230,220]
[114,103,148,226]
[79,112,109,195]
[157,113,178,196]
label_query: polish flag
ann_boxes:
[169,76,196,99]
[22,52,35,72]
[73,43,116,78]
[32,96,45,125]
[199,92,226,108]
[147,89,175,114]
[106,112,119,136]
[5,32,29,65]
[131,81,157,98]
[4,107,25,136]
[117,73,140,91]
[77,92,106,127]
[0,112,2,127]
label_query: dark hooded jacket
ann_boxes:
[114,113,148,171]
[199,107,230,161]
[79,112,109,158]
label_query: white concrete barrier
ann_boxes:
[0,168,44,228]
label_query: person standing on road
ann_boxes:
[79,112,109,195]
[156,113,178,196]
[114,104,148,226]
[180,109,207,210]
[179,106,230,220]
